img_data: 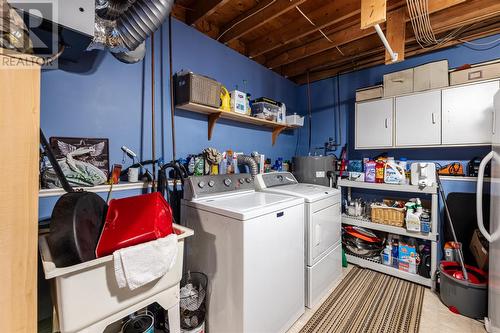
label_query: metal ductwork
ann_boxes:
[89,0,173,63]
[237,155,259,177]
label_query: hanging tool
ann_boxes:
[436,172,469,281]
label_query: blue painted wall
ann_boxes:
[41,18,299,169]
[39,18,300,215]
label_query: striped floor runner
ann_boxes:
[299,267,425,333]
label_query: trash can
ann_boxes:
[179,272,208,333]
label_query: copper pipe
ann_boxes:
[151,32,156,190]
[169,15,176,160]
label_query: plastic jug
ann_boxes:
[384,158,405,184]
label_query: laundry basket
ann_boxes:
[179,272,208,333]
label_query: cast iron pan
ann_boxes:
[41,130,107,267]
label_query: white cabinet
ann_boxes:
[355,98,393,148]
[395,90,441,146]
[442,81,499,145]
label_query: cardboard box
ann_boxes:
[450,61,500,85]
[384,68,414,97]
[414,60,449,92]
[470,229,489,270]
[399,242,417,274]
[356,85,383,102]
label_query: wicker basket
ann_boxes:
[175,72,222,108]
[370,205,405,227]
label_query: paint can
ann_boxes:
[127,167,139,182]
[122,313,155,333]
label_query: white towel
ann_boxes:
[113,234,178,290]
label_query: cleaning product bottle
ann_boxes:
[219,151,227,174]
[398,158,408,184]
[384,157,405,184]
[365,160,376,183]
[375,160,385,183]
[391,235,399,268]
[220,86,230,112]
[382,242,392,266]
[233,153,239,174]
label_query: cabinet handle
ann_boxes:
[385,118,388,128]
[493,110,496,135]
[432,113,436,124]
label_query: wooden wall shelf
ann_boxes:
[176,102,301,145]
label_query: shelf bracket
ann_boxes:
[208,112,222,140]
[272,125,287,146]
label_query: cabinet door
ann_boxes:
[442,81,499,145]
[395,90,441,146]
[355,98,393,148]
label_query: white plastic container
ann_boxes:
[230,90,248,114]
[384,158,405,184]
[286,113,304,126]
[39,225,193,333]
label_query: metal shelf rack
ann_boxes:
[338,179,439,289]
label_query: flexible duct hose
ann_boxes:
[237,155,258,177]
[116,0,174,51]
[97,0,137,20]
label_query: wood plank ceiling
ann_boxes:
[172,0,500,84]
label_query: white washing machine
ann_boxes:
[255,172,342,308]
[181,173,305,333]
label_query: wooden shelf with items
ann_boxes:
[175,102,301,145]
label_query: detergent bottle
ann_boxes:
[375,160,385,183]
[384,157,405,184]
[220,86,230,112]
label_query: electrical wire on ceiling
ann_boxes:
[406,0,472,49]
[295,6,344,56]
[216,0,277,41]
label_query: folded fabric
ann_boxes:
[114,233,178,290]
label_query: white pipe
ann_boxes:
[374,24,398,62]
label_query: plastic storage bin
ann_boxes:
[39,225,193,333]
[286,114,304,126]
[251,101,280,122]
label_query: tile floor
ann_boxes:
[287,265,486,333]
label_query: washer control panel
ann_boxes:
[259,172,298,188]
[184,173,255,200]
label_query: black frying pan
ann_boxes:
[40,130,107,267]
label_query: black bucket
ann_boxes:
[439,261,488,319]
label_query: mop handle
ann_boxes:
[436,173,469,281]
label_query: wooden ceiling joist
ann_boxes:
[186,0,231,26]
[218,0,308,44]
[360,0,387,29]
[172,0,498,84]
[247,0,363,58]
[281,0,500,78]
[266,0,466,69]
[385,7,406,63]
[295,20,500,84]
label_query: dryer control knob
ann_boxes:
[245,178,252,183]
[239,178,245,184]
[198,181,206,188]
[224,178,232,187]
[208,180,215,187]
